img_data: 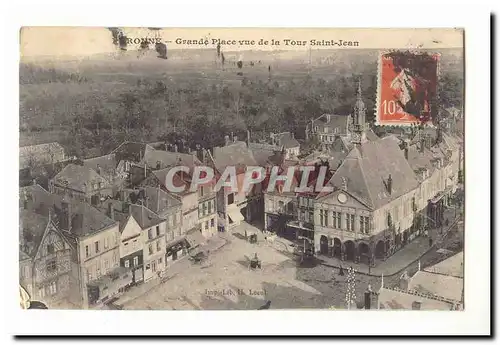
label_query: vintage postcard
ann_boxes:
[19,27,465,314]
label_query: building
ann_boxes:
[287,83,462,264]
[212,138,262,231]
[19,188,73,308]
[20,142,66,170]
[83,153,129,191]
[249,132,300,160]
[21,184,131,308]
[305,113,351,144]
[49,163,113,205]
[128,204,167,282]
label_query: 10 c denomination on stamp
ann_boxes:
[376,50,440,126]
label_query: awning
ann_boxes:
[186,230,206,249]
[227,203,245,223]
[87,266,133,295]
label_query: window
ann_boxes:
[146,264,151,270]
[152,261,157,272]
[133,256,139,267]
[205,221,209,230]
[278,201,284,212]
[332,212,342,229]
[319,210,329,227]
[173,213,178,225]
[227,193,234,205]
[148,229,153,240]
[159,257,163,264]
[47,244,55,255]
[199,186,205,197]
[210,218,215,228]
[85,245,90,258]
[208,200,213,214]
[156,241,161,252]
[149,244,153,255]
[104,238,109,249]
[49,281,57,295]
[125,260,130,268]
[104,260,109,273]
[360,216,370,234]
[93,183,98,190]
[308,199,314,207]
[346,214,355,231]
[314,126,318,132]
[156,226,160,237]
[168,215,174,228]
[47,260,57,272]
[203,202,208,216]
[308,211,314,223]
[95,241,100,254]
[39,287,45,299]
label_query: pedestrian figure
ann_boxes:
[339,264,344,276]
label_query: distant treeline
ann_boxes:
[19,56,463,158]
[20,64,88,84]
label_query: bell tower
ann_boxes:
[351,79,368,145]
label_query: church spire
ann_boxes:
[351,78,368,145]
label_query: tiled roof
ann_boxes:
[140,186,182,214]
[52,163,110,192]
[111,141,155,163]
[19,142,66,169]
[424,251,463,278]
[408,271,463,302]
[143,148,201,170]
[19,209,49,258]
[213,141,257,172]
[83,154,118,175]
[20,184,117,239]
[378,287,454,310]
[311,114,350,134]
[129,204,164,230]
[328,136,420,209]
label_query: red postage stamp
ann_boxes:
[376,51,440,126]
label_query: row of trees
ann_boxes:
[20,57,463,158]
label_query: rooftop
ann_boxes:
[52,163,110,192]
[424,251,464,278]
[328,135,420,209]
[378,287,454,310]
[408,270,463,302]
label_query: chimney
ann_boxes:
[326,114,331,123]
[60,201,71,231]
[96,164,102,175]
[107,202,115,220]
[247,130,251,145]
[412,301,422,310]
[291,132,295,139]
[157,186,160,213]
[387,174,392,195]
[156,161,161,170]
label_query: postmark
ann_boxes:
[376,50,440,126]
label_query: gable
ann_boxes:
[34,223,69,260]
[121,215,142,241]
[317,189,371,210]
